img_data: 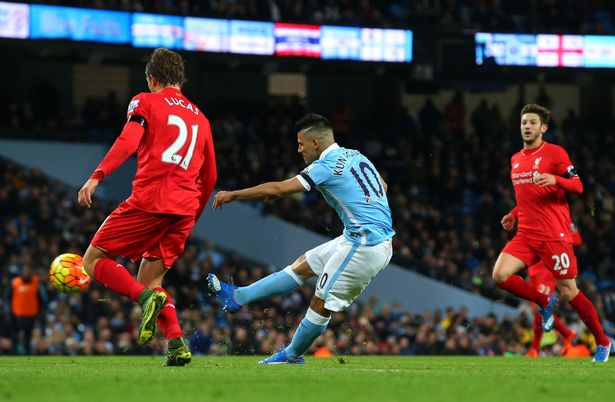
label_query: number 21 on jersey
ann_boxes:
[162,114,198,170]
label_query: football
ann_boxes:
[49,253,91,294]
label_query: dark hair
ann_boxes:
[294,113,331,133]
[145,48,186,87]
[520,104,550,125]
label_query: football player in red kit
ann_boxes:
[524,225,581,357]
[493,104,611,363]
[77,48,217,366]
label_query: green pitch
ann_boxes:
[0,356,612,402]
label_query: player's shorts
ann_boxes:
[502,233,578,280]
[92,201,195,268]
[528,261,556,295]
[306,235,393,312]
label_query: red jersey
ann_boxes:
[91,87,217,217]
[509,141,582,242]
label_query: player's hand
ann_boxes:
[212,190,237,210]
[501,214,516,231]
[535,173,556,188]
[78,179,99,208]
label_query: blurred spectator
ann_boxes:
[4,265,48,355]
[444,91,466,137]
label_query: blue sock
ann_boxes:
[234,267,302,305]
[285,308,330,359]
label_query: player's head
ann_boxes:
[520,104,550,146]
[145,48,186,92]
[295,113,335,164]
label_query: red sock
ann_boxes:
[497,275,549,307]
[569,291,610,347]
[153,287,183,340]
[553,315,572,338]
[531,310,543,350]
[93,258,145,302]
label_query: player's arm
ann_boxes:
[195,123,218,219]
[536,148,583,194]
[536,172,583,193]
[379,175,388,193]
[77,120,145,208]
[553,174,583,194]
[212,178,306,210]
[501,206,517,231]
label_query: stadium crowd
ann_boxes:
[3,156,536,357]
[24,0,615,34]
[2,87,615,307]
[1,88,615,356]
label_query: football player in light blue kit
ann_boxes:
[209,113,395,364]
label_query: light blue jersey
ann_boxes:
[297,144,395,246]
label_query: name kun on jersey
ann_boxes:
[333,150,361,176]
[164,97,199,115]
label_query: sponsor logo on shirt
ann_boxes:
[513,163,519,169]
[511,171,534,185]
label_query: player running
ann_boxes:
[493,103,611,362]
[524,224,581,357]
[208,113,394,364]
[77,48,217,366]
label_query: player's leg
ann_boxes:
[260,237,393,364]
[233,254,312,304]
[84,204,169,345]
[207,237,335,312]
[139,214,195,364]
[259,295,331,364]
[556,278,611,362]
[493,236,551,308]
[542,239,611,361]
[138,258,190,366]
[83,244,148,302]
[493,254,550,307]
[552,315,576,350]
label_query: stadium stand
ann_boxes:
[25,0,615,34]
[1,0,614,358]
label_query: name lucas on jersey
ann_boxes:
[164,97,199,115]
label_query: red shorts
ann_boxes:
[92,201,195,268]
[528,262,556,295]
[502,233,578,279]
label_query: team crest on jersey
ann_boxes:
[533,157,542,170]
[127,99,140,114]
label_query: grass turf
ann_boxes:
[0,356,612,402]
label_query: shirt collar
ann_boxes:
[319,143,340,160]
[521,141,546,156]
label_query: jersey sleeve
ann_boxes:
[551,146,583,193]
[298,161,330,191]
[90,120,145,180]
[126,93,150,125]
[551,146,577,178]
